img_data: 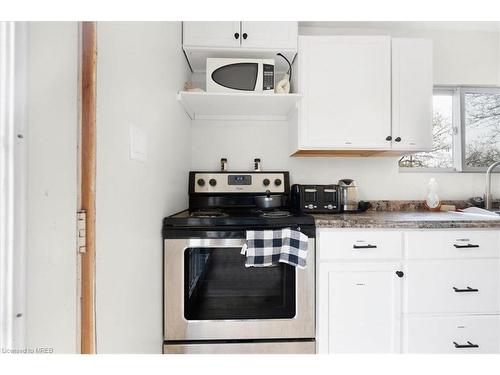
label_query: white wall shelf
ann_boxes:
[177,91,301,121]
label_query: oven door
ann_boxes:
[164,235,315,341]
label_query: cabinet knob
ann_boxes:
[385,136,392,141]
[394,137,402,142]
[396,271,404,278]
[234,32,240,39]
[242,33,248,40]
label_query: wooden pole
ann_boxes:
[80,21,97,354]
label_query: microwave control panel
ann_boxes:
[263,64,274,91]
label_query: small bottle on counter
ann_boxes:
[424,177,441,211]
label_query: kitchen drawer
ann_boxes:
[404,315,500,353]
[319,230,402,260]
[404,259,500,314]
[405,230,500,259]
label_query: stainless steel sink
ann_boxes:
[454,207,500,219]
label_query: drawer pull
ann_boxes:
[453,341,479,349]
[453,287,479,293]
[453,243,480,248]
[353,244,377,249]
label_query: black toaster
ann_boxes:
[291,184,341,214]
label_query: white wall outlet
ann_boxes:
[129,124,148,162]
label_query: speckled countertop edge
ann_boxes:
[313,211,500,229]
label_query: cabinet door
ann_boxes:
[183,22,241,48]
[240,22,298,50]
[391,38,433,150]
[404,259,500,314]
[318,263,402,353]
[404,315,500,353]
[298,36,391,150]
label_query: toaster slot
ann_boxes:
[323,188,337,203]
[304,188,318,203]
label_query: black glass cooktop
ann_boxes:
[163,207,314,228]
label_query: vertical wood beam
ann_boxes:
[80,21,97,354]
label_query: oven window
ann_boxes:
[184,248,296,320]
[211,63,258,91]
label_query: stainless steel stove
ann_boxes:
[162,171,315,354]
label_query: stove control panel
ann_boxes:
[192,172,288,194]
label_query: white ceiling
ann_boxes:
[299,21,500,33]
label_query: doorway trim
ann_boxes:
[80,21,97,354]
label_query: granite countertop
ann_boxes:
[313,211,500,229]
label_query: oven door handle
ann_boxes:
[188,238,246,248]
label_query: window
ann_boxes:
[463,89,500,169]
[400,86,500,172]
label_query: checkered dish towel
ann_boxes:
[240,228,309,269]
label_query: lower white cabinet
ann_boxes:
[404,259,500,314]
[404,315,500,353]
[318,263,402,353]
[317,228,500,354]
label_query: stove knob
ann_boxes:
[274,178,282,186]
[263,178,270,186]
[327,204,333,210]
[209,178,217,187]
[197,178,205,186]
[307,204,314,210]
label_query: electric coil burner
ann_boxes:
[258,209,292,218]
[189,209,228,218]
[162,171,316,354]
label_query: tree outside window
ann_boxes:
[464,91,500,168]
[400,87,500,172]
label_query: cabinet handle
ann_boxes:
[234,32,240,39]
[394,137,402,142]
[453,243,480,248]
[453,341,479,349]
[453,287,479,293]
[242,33,248,40]
[385,136,392,141]
[353,244,377,249]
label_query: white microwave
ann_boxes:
[206,58,275,93]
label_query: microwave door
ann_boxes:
[210,62,259,92]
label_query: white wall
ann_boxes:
[191,120,499,200]
[191,23,500,201]
[95,22,190,353]
[26,22,78,353]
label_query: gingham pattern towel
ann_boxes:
[240,228,308,268]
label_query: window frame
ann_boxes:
[399,85,500,173]
[460,86,500,172]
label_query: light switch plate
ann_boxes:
[129,124,148,162]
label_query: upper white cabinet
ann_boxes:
[239,22,298,49]
[391,38,433,151]
[297,36,392,151]
[292,36,433,156]
[183,22,241,48]
[182,22,298,72]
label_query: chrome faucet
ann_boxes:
[485,161,500,210]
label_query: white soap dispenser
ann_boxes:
[425,177,441,211]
